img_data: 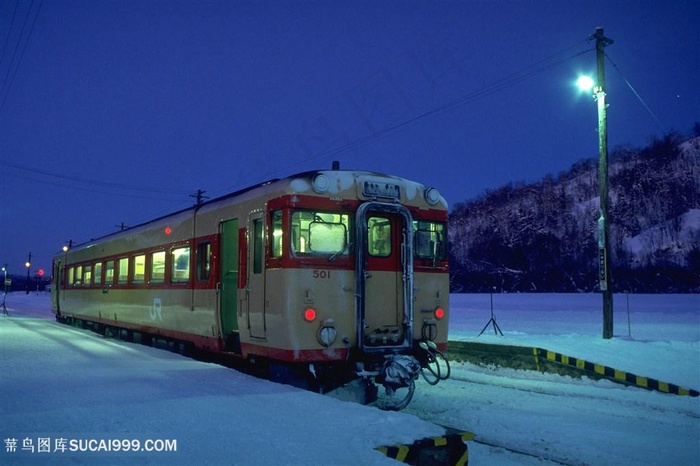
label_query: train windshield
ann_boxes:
[291,210,352,258]
[413,220,446,261]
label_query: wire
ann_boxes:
[0,0,21,70]
[1,158,191,199]
[0,0,43,115]
[255,41,595,180]
[605,52,667,135]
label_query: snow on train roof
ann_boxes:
[58,169,445,254]
[289,169,446,205]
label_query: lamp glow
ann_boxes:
[577,75,595,91]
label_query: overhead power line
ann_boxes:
[1,158,191,201]
[0,0,44,115]
[259,40,595,179]
[605,52,667,135]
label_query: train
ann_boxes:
[51,164,450,410]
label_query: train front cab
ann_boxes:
[355,199,450,410]
[221,175,449,410]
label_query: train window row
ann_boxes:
[65,241,211,288]
[270,208,446,261]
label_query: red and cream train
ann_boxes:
[51,166,450,409]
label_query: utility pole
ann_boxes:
[191,189,208,206]
[591,27,614,339]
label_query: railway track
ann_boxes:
[402,360,699,465]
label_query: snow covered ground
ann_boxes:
[412,293,699,465]
[1,292,698,465]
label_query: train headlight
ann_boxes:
[424,187,441,206]
[312,174,330,193]
[317,321,338,347]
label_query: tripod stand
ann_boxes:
[478,292,503,336]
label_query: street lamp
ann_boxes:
[578,28,614,339]
[25,252,32,295]
[576,76,594,92]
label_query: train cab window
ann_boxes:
[150,251,165,283]
[74,265,83,286]
[196,242,211,281]
[105,260,115,285]
[414,221,447,261]
[132,254,146,284]
[171,246,190,283]
[94,262,102,286]
[291,210,350,258]
[271,210,283,258]
[83,264,92,287]
[117,257,129,285]
[368,217,391,257]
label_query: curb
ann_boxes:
[376,431,475,466]
[534,347,700,397]
[447,341,699,397]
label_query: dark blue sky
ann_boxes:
[1,0,698,276]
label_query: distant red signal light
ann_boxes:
[37,269,45,277]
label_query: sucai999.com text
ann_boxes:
[4,437,177,455]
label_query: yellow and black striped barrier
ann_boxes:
[447,341,699,398]
[534,347,700,397]
[376,431,474,466]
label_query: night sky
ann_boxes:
[1,1,698,276]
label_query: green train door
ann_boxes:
[220,218,240,352]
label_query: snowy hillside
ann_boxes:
[449,133,700,293]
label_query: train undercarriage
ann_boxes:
[56,313,450,411]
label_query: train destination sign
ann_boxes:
[362,181,400,200]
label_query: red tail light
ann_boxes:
[434,307,445,319]
[304,308,317,322]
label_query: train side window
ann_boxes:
[271,210,283,258]
[414,221,447,260]
[150,251,165,283]
[171,246,190,283]
[117,257,129,285]
[83,264,92,287]
[197,242,211,281]
[68,267,75,286]
[94,262,102,286]
[368,217,391,257]
[253,219,263,274]
[75,265,83,286]
[105,260,115,284]
[132,254,146,284]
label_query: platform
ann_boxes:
[1,316,469,465]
